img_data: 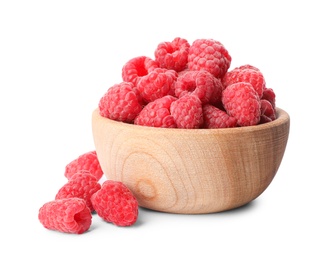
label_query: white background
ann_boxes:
[1,0,332,259]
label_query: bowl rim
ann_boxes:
[92,107,290,134]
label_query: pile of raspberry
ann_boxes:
[99,37,276,128]
[38,151,139,234]
[38,37,277,235]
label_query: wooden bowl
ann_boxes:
[92,108,290,214]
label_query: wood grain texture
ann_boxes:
[92,108,290,214]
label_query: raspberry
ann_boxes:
[134,95,177,128]
[98,82,143,123]
[262,87,276,108]
[202,104,237,129]
[222,82,261,126]
[64,151,104,181]
[222,66,266,98]
[174,70,221,104]
[154,37,190,72]
[137,68,177,102]
[170,94,203,129]
[38,198,92,234]
[91,180,138,227]
[121,56,158,87]
[56,172,101,212]
[260,99,276,122]
[188,38,231,79]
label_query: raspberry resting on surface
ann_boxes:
[38,198,92,234]
[91,180,139,227]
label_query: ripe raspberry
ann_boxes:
[38,198,92,234]
[222,66,266,98]
[202,104,237,129]
[98,82,143,123]
[188,38,231,79]
[137,68,177,102]
[262,87,276,108]
[222,82,261,126]
[170,94,203,129]
[174,70,221,104]
[64,151,104,181]
[56,172,101,212]
[154,37,190,72]
[260,99,276,122]
[121,56,158,87]
[91,180,138,227]
[134,95,177,128]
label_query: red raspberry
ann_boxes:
[154,37,190,72]
[91,180,139,227]
[56,172,101,212]
[222,82,261,126]
[262,87,276,108]
[121,56,158,87]
[64,151,104,181]
[260,99,276,123]
[188,38,231,79]
[38,198,92,234]
[98,82,143,123]
[174,70,221,105]
[134,95,177,128]
[222,66,266,98]
[137,68,177,102]
[170,94,203,129]
[202,104,237,129]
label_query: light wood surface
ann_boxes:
[92,108,290,214]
